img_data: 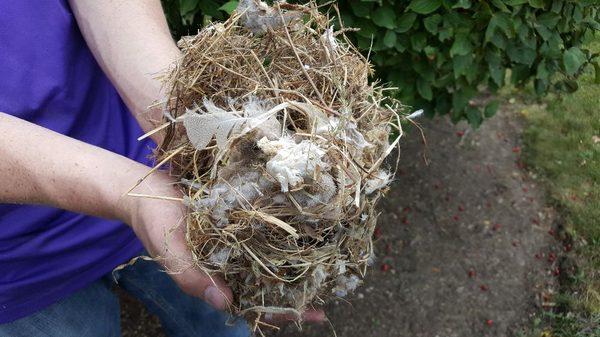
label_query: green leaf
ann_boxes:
[452,0,471,9]
[511,64,530,84]
[489,32,507,49]
[356,35,373,49]
[507,43,536,66]
[438,26,453,41]
[504,0,528,5]
[486,50,505,86]
[355,18,378,38]
[466,106,482,127]
[395,37,409,52]
[573,5,583,24]
[528,0,545,9]
[484,101,500,118]
[534,78,548,95]
[535,24,552,41]
[424,14,442,34]
[218,0,238,14]
[372,7,396,29]
[453,54,472,77]
[485,13,512,43]
[424,46,437,60]
[562,79,579,93]
[411,32,428,51]
[396,13,417,33]
[198,0,222,18]
[536,60,550,81]
[450,34,472,56]
[350,0,373,18]
[452,87,476,113]
[408,0,442,15]
[490,0,510,12]
[383,30,397,48]
[417,78,433,100]
[179,0,199,16]
[550,0,563,13]
[413,60,435,82]
[537,12,560,28]
[563,47,586,76]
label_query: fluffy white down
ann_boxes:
[257,136,330,192]
[208,247,231,266]
[364,170,391,194]
[187,170,270,226]
[333,274,361,298]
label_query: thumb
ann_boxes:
[169,262,233,310]
[150,206,233,310]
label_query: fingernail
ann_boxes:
[204,286,225,309]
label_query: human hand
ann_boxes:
[122,172,326,323]
[122,172,233,310]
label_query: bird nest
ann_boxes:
[152,0,403,324]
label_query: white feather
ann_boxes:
[182,98,279,151]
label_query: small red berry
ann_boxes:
[468,269,476,278]
[381,263,390,272]
[486,319,493,327]
[458,205,465,212]
[548,252,556,263]
[493,223,502,231]
[548,229,555,236]
[480,284,489,291]
[564,244,572,252]
[374,228,382,239]
[512,146,521,153]
[456,131,465,137]
[453,215,460,221]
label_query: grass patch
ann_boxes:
[520,35,600,335]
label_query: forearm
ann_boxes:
[68,0,181,139]
[0,112,163,223]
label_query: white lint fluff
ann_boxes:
[313,116,372,151]
[312,264,328,289]
[291,173,337,209]
[257,136,330,192]
[189,170,270,226]
[335,260,346,275]
[208,247,231,267]
[364,170,392,194]
[320,26,338,60]
[333,274,361,297]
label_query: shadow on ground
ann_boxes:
[120,107,558,337]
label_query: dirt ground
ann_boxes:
[120,106,559,337]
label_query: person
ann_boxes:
[0,1,323,336]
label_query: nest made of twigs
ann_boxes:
[152,0,403,326]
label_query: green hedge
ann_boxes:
[161,0,600,126]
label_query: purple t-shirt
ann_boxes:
[0,2,153,323]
